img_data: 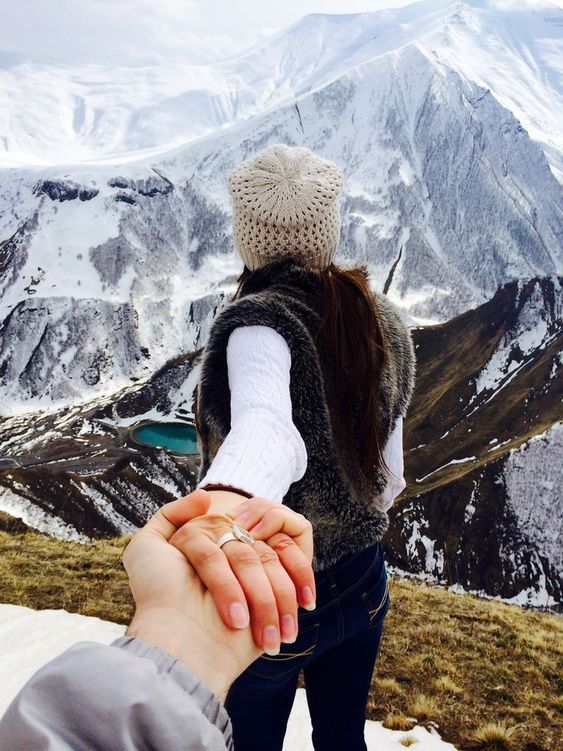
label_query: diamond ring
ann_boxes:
[216,522,256,549]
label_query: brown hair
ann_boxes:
[229,261,395,492]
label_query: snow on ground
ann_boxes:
[0,604,458,749]
[0,604,125,715]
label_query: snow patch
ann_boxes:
[0,487,88,542]
[471,281,562,405]
[0,604,459,749]
[503,421,563,572]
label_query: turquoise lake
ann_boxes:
[131,422,199,455]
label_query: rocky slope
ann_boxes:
[0,275,560,607]
[386,275,562,608]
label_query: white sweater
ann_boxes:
[197,325,406,510]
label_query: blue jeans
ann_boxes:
[224,541,391,751]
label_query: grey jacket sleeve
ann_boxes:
[0,636,234,751]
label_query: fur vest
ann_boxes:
[194,257,416,572]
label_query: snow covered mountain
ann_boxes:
[0,0,562,607]
[1,0,562,177]
[1,1,562,410]
[385,275,563,608]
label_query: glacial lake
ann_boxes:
[131,422,199,455]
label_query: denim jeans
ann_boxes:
[224,541,391,751]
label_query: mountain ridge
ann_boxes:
[0,0,560,178]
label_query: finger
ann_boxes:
[264,532,317,610]
[252,541,298,643]
[227,500,252,518]
[170,526,251,631]
[144,489,212,541]
[228,501,315,610]
[249,507,313,560]
[222,541,282,654]
[231,507,264,531]
[228,497,276,529]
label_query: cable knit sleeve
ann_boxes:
[377,415,407,512]
[196,325,308,503]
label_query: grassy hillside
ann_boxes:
[0,522,561,751]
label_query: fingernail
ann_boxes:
[263,625,280,655]
[229,602,250,629]
[281,614,296,643]
[301,586,316,611]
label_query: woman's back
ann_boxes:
[194,255,415,572]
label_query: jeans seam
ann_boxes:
[261,644,316,661]
[336,600,345,644]
[309,551,382,617]
[246,623,320,680]
[363,574,390,628]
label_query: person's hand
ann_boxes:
[227,496,314,564]
[122,489,262,703]
[167,490,316,655]
[228,496,315,611]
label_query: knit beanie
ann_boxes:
[228,143,343,271]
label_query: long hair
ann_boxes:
[229,260,395,492]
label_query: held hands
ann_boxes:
[122,490,263,702]
[167,490,316,655]
[228,496,314,564]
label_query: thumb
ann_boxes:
[143,489,212,541]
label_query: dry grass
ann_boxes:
[470,720,520,750]
[433,675,464,695]
[1,527,561,750]
[410,693,440,719]
[0,528,133,623]
[364,577,563,751]
[382,713,417,731]
[399,734,419,746]
[373,676,404,695]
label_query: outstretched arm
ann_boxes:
[168,325,315,655]
[0,638,233,751]
[0,491,267,751]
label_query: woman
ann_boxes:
[185,143,416,751]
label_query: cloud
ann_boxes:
[0,0,261,66]
[490,0,561,8]
[6,0,552,68]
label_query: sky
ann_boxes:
[0,0,427,66]
[0,0,557,67]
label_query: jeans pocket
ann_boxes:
[361,565,390,630]
[245,621,320,681]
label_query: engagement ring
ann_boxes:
[216,522,256,549]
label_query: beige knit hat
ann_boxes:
[228,143,343,271]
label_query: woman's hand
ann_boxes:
[168,490,316,655]
[228,496,316,616]
[228,496,314,565]
[122,490,262,702]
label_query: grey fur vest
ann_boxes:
[194,257,416,572]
